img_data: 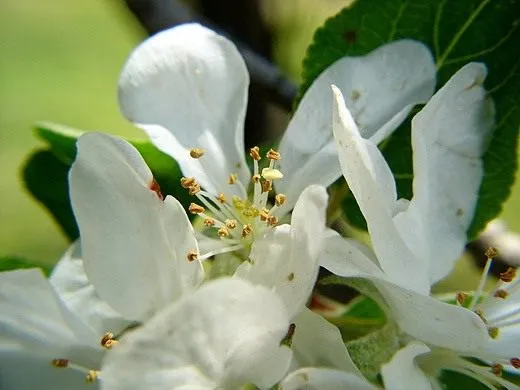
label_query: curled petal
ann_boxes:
[382,342,433,390]
[280,367,376,390]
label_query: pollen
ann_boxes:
[275,194,286,206]
[485,247,498,259]
[86,370,100,383]
[488,327,499,339]
[510,358,520,369]
[100,332,119,349]
[242,224,253,238]
[218,227,230,238]
[261,168,283,181]
[259,208,269,221]
[148,179,164,200]
[188,203,205,214]
[225,219,237,229]
[252,174,261,184]
[262,179,272,193]
[180,177,196,188]
[51,358,69,368]
[189,148,205,158]
[266,149,281,160]
[267,215,278,226]
[216,193,226,204]
[187,250,198,262]
[228,173,238,185]
[204,218,216,227]
[456,291,468,305]
[499,267,516,283]
[249,146,261,161]
[494,289,508,299]
[280,323,296,347]
[491,363,503,377]
[188,183,201,195]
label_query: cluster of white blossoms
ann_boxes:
[1,22,518,390]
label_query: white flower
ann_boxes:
[0,269,107,389]
[322,62,520,389]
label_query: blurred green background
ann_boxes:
[0,0,518,266]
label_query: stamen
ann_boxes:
[261,168,283,181]
[187,250,198,262]
[218,227,230,238]
[491,363,503,377]
[198,243,245,261]
[510,358,520,368]
[203,218,215,227]
[188,203,205,214]
[100,332,119,349]
[188,183,201,195]
[180,177,196,188]
[267,215,278,226]
[266,149,281,161]
[216,193,226,204]
[249,146,261,161]
[494,289,508,299]
[242,224,253,238]
[488,327,499,339]
[52,359,69,368]
[280,323,296,347]
[148,179,164,200]
[485,247,498,259]
[456,292,468,305]
[86,370,100,383]
[259,208,269,221]
[275,194,286,207]
[189,148,205,159]
[252,174,261,184]
[469,257,493,311]
[225,219,237,229]
[262,179,272,193]
[228,173,238,185]
[499,267,516,283]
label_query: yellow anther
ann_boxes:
[267,215,278,226]
[259,208,269,221]
[249,146,261,161]
[456,291,468,305]
[491,363,503,377]
[228,173,238,185]
[242,224,253,238]
[488,327,499,339]
[86,370,100,383]
[188,203,205,214]
[51,358,69,368]
[218,227,230,238]
[485,247,498,259]
[188,183,201,195]
[203,218,215,227]
[216,193,226,204]
[252,174,261,184]
[261,168,283,181]
[180,177,196,188]
[500,267,516,283]
[494,289,509,299]
[187,250,198,262]
[225,219,237,229]
[262,179,272,193]
[266,149,281,160]
[189,148,205,159]
[275,193,286,206]
[100,332,119,349]
[232,196,247,210]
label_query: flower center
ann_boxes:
[182,146,287,263]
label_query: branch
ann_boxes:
[122,0,297,111]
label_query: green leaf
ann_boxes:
[0,255,52,276]
[25,123,194,241]
[301,0,520,236]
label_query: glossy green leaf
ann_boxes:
[301,0,520,236]
[0,255,52,276]
[24,123,194,241]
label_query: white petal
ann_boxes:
[236,185,328,318]
[0,270,102,366]
[280,367,376,390]
[50,243,132,336]
[292,308,360,374]
[382,342,432,390]
[332,87,429,293]
[277,40,435,210]
[0,347,98,390]
[101,278,292,390]
[118,23,250,198]
[394,63,495,283]
[70,133,203,322]
[320,229,384,279]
